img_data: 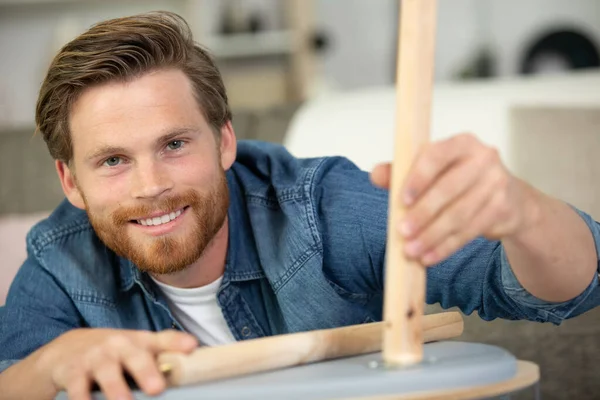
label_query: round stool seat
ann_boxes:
[112,341,538,400]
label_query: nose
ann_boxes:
[130,158,173,199]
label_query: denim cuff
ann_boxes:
[0,359,19,374]
[500,205,600,324]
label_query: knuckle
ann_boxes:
[419,195,438,219]
[498,172,510,190]
[158,329,181,342]
[419,143,439,168]
[127,352,155,373]
[449,206,468,230]
[447,233,466,255]
[83,346,105,368]
[92,360,125,386]
[56,361,85,386]
[458,132,477,144]
[481,146,500,166]
[428,144,444,164]
[498,202,511,221]
[132,330,156,348]
[105,334,132,351]
[492,195,510,220]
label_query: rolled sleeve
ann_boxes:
[500,205,600,324]
[0,359,19,375]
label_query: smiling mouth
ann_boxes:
[134,206,188,226]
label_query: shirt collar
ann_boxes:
[222,168,266,282]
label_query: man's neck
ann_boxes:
[151,218,229,288]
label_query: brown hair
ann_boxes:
[36,11,231,163]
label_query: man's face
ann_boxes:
[59,68,236,275]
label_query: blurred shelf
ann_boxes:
[204,31,294,60]
[0,0,142,5]
[0,123,36,134]
[0,0,114,5]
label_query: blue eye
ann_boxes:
[167,140,183,150]
[103,156,121,167]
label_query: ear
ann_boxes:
[56,160,85,210]
[219,120,237,171]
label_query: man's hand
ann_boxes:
[370,133,537,266]
[37,328,197,400]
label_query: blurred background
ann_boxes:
[1,1,600,398]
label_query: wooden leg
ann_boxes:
[383,0,438,367]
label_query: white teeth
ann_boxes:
[137,208,183,226]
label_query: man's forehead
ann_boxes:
[68,70,205,150]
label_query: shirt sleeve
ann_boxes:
[0,256,82,373]
[313,156,600,325]
[498,205,600,325]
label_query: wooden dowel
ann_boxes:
[382,0,438,367]
[159,311,463,387]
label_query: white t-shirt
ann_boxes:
[152,276,236,346]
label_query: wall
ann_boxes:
[314,0,600,89]
[0,0,189,129]
[2,0,600,129]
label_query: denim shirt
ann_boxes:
[2,140,600,374]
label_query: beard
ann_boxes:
[85,171,229,275]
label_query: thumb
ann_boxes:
[370,163,392,189]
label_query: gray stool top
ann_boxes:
[61,341,524,400]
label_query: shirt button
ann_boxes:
[241,326,251,337]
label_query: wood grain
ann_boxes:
[383,0,438,367]
[159,311,463,387]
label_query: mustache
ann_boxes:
[111,191,199,225]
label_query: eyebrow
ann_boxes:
[84,127,200,163]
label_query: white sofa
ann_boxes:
[284,70,600,172]
[283,70,600,399]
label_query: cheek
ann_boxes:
[173,156,220,187]
[78,174,130,213]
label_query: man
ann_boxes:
[1,10,599,400]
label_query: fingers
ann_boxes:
[83,339,133,400]
[55,330,196,400]
[400,152,492,238]
[64,372,91,400]
[370,163,392,189]
[54,359,92,400]
[394,134,513,266]
[139,330,198,353]
[404,169,497,265]
[119,342,167,395]
[97,330,196,396]
[92,360,133,400]
[402,134,480,205]
[418,197,498,266]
